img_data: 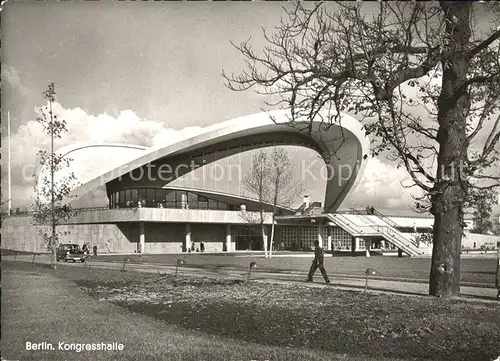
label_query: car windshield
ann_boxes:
[67,245,80,252]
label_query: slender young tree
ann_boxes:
[242,148,303,258]
[224,2,500,297]
[32,83,78,269]
[242,150,272,257]
[268,147,304,257]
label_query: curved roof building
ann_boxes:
[26,108,395,255]
[38,109,369,213]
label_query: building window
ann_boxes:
[332,227,351,250]
[138,189,147,207]
[301,226,317,250]
[130,189,138,206]
[147,189,155,207]
[281,226,297,250]
[154,189,165,207]
[235,226,260,250]
[208,199,218,210]
[198,196,208,210]
[108,187,244,211]
[187,192,198,209]
[165,190,175,208]
[119,190,125,208]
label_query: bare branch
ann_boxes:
[468,29,500,58]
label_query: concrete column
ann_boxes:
[139,222,145,253]
[225,224,231,252]
[185,223,191,252]
[365,239,371,257]
[327,227,332,251]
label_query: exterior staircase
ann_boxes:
[328,210,426,257]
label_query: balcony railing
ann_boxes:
[1,206,110,217]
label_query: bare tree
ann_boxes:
[268,147,304,257]
[242,150,273,257]
[224,2,500,297]
[32,83,78,269]
[242,148,303,258]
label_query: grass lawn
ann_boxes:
[88,253,498,286]
[3,261,499,361]
[2,261,390,361]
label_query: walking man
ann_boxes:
[307,240,330,283]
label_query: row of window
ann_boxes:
[109,189,237,211]
[280,226,352,250]
[332,227,353,250]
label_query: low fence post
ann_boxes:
[247,262,257,283]
[121,257,130,272]
[175,259,185,277]
[364,268,379,294]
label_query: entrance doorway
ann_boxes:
[235,226,262,250]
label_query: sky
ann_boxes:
[1,1,498,216]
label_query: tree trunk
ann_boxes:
[429,189,464,297]
[260,209,268,258]
[51,230,57,270]
[429,3,472,297]
[429,2,473,297]
[261,224,268,258]
[269,217,275,258]
[429,123,468,296]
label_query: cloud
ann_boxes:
[1,100,440,216]
[1,64,28,96]
[1,103,204,208]
[343,157,424,215]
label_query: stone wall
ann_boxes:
[191,223,228,253]
[1,216,137,253]
[462,232,500,249]
[143,223,184,253]
[1,216,234,254]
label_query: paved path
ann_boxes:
[5,255,499,301]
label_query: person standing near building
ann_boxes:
[307,240,330,283]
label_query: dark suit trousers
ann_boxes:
[307,258,329,282]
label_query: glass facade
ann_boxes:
[332,227,352,250]
[235,226,261,250]
[109,188,237,211]
[279,225,352,250]
[300,226,325,250]
[281,226,298,250]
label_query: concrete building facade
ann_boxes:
[3,109,372,254]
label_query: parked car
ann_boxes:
[56,244,87,262]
